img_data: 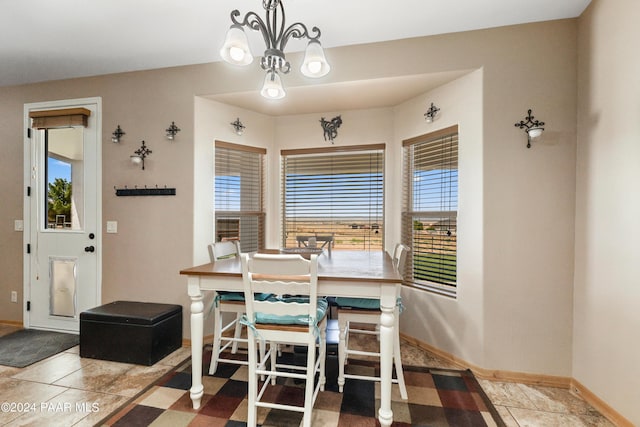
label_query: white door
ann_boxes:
[23,98,102,333]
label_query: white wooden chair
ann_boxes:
[208,241,268,375]
[241,253,328,427]
[335,243,410,399]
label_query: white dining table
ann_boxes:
[180,249,402,426]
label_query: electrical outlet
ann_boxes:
[10,291,18,303]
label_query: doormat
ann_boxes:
[101,347,505,426]
[0,329,79,368]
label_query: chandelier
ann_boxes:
[219,0,331,100]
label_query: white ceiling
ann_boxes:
[1,0,591,115]
[207,70,473,116]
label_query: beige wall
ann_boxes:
[193,97,275,265]
[395,70,487,366]
[0,65,220,329]
[1,18,583,401]
[575,0,640,424]
[481,21,578,376]
[271,107,395,249]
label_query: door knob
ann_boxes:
[84,246,95,253]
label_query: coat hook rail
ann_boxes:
[114,185,176,196]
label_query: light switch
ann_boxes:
[14,220,24,231]
[106,221,118,233]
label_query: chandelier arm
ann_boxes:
[267,1,321,52]
[231,10,273,50]
[279,23,321,50]
[309,26,321,41]
[267,2,282,50]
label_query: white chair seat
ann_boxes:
[253,297,328,325]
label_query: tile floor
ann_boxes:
[0,324,615,426]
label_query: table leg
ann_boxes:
[378,298,395,426]
[188,279,204,409]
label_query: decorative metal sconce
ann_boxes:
[111,125,125,143]
[165,121,181,140]
[231,118,245,135]
[424,102,440,123]
[131,140,152,170]
[319,115,342,144]
[514,109,545,148]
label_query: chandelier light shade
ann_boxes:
[300,40,330,78]
[220,0,330,99]
[219,25,254,66]
[261,70,286,99]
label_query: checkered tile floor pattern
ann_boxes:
[101,347,504,426]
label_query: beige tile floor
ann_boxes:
[0,324,192,427]
[0,324,615,426]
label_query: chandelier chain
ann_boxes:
[263,0,279,11]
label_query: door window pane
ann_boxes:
[44,128,84,231]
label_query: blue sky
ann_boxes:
[48,157,71,184]
[413,169,458,211]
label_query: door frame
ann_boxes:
[23,97,103,330]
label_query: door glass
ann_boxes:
[44,128,84,231]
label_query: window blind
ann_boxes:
[402,126,458,296]
[281,144,385,251]
[215,141,266,253]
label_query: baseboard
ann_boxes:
[570,378,634,427]
[0,320,23,327]
[401,333,631,427]
[182,334,213,348]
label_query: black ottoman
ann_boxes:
[80,301,182,366]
